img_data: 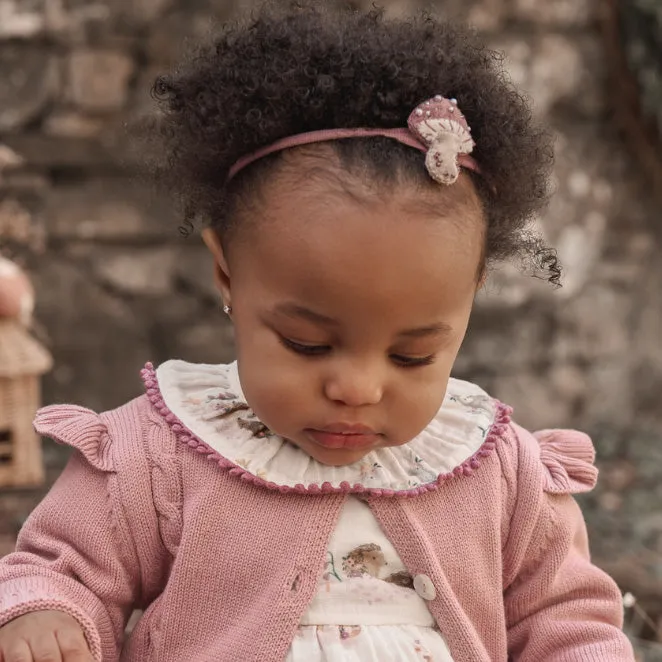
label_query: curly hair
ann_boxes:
[143,1,560,284]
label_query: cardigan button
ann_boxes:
[413,574,437,601]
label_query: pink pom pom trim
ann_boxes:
[140,363,512,498]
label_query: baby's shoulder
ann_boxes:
[35,377,184,555]
[497,418,598,497]
[445,377,598,497]
[34,392,165,473]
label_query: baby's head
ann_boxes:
[146,3,556,466]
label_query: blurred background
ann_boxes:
[0,0,661,654]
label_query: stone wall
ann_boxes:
[1,0,661,615]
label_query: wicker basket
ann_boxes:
[0,319,52,488]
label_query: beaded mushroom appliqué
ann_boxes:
[408,95,475,185]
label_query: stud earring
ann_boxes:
[223,304,232,315]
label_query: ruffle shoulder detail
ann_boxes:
[534,429,598,495]
[34,405,114,472]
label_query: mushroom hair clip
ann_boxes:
[408,95,476,185]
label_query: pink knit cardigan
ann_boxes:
[0,376,634,661]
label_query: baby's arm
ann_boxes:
[0,405,158,662]
[502,425,635,661]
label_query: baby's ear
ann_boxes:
[202,228,225,264]
[202,228,232,299]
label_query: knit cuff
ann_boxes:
[0,575,104,661]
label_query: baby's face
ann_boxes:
[213,169,485,466]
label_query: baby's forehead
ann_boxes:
[250,146,483,221]
[227,182,484,313]
[228,166,485,283]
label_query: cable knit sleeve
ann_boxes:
[0,404,149,662]
[502,424,635,662]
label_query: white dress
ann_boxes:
[157,360,503,662]
[288,496,453,661]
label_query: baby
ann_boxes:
[0,3,634,661]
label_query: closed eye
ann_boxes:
[281,337,436,368]
[280,337,331,356]
[390,354,436,368]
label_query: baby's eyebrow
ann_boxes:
[273,303,339,327]
[274,303,453,338]
[397,324,453,339]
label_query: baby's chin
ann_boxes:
[310,447,373,467]
[287,436,375,467]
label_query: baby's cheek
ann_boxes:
[241,375,304,433]
[243,382,279,423]
[397,384,447,438]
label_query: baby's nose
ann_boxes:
[323,366,384,407]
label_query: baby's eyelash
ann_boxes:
[390,354,436,368]
[281,337,435,368]
[280,337,331,356]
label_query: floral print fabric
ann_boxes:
[289,497,455,661]
[287,625,453,662]
[302,498,435,628]
[156,360,498,493]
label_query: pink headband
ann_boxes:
[228,95,479,185]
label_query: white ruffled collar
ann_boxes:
[141,360,511,496]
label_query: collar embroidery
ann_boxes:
[142,360,511,496]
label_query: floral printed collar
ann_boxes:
[141,360,511,497]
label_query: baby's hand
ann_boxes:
[0,610,93,662]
